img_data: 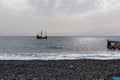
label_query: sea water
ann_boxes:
[0,36,120,60]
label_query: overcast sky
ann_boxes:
[0,0,119,36]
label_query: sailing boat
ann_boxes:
[36,30,47,39]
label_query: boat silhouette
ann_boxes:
[36,30,47,39]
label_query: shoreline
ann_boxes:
[0,52,120,60]
[0,59,119,80]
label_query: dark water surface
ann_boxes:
[0,36,119,60]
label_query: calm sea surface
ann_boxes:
[0,36,120,60]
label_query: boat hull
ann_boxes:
[36,36,47,39]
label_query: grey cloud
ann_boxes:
[28,0,99,16]
[0,0,119,36]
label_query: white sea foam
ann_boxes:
[0,51,120,60]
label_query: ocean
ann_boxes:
[0,36,120,60]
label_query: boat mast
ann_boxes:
[41,30,43,37]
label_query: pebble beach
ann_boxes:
[0,59,119,80]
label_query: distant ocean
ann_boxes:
[0,36,120,60]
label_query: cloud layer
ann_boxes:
[0,0,119,36]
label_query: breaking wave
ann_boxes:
[0,51,120,60]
